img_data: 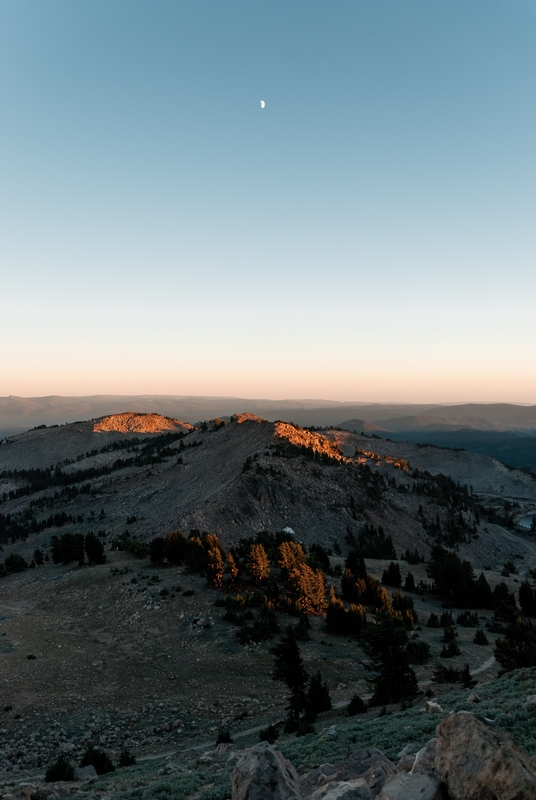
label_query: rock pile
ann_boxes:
[231,712,536,800]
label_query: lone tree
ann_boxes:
[271,626,309,729]
[366,612,418,705]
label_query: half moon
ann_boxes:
[260,100,265,109]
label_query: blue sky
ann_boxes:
[1,1,535,401]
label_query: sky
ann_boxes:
[1,0,535,403]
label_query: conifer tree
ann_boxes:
[248,543,270,583]
[494,616,536,671]
[226,552,239,587]
[165,529,186,564]
[85,533,105,564]
[271,626,308,726]
[206,546,224,588]
[278,541,307,574]
[307,671,332,715]
[288,564,326,615]
[366,612,418,705]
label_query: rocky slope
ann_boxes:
[1,413,535,569]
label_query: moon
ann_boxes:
[260,100,265,109]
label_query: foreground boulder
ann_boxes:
[302,748,397,796]
[378,773,445,800]
[231,741,302,800]
[435,711,536,799]
[311,779,372,800]
[411,739,437,778]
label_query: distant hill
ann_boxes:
[2,411,536,569]
[338,418,389,433]
[375,429,536,472]
[2,395,536,432]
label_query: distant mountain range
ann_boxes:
[1,395,536,470]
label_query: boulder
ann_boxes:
[435,711,536,799]
[411,739,437,777]
[73,765,97,782]
[395,746,417,774]
[301,749,396,796]
[466,693,480,704]
[231,742,302,800]
[395,754,415,774]
[362,761,398,796]
[377,773,445,800]
[425,702,443,714]
[311,779,372,800]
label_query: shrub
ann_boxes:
[440,641,461,658]
[347,694,367,716]
[406,638,431,664]
[294,615,311,641]
[473,629,489,645]
[259,724,279,744]
[45,754,74,782]
[442,626,457,643]
[456,611,479,627]
[216,728,233,744]
[80,745,115,775]
[432,663,462,683]
[118,748,136,767]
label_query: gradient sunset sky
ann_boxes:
[1,1,535,402]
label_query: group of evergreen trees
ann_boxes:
[271,625,332,733]
[50,532,105,565]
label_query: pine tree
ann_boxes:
[366,612,418,705]
[271,626,308,724]
[248,544,270,583]
[206,546,224,588]
[165,529,186,564]
[494,616,536,672]
[382,562,402,587]
[278,541,307,574]
[288,564,326,615]
[85,533,105,564]
[307,671,332,715]
[404,571,416,592]
[460,663,476,689]
[226,552,239,587]
[519,582,536,617]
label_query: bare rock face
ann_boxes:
[435,711,536,799]
[231,742,302,800]
[310,778,372,800]
[377,773,445,800]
